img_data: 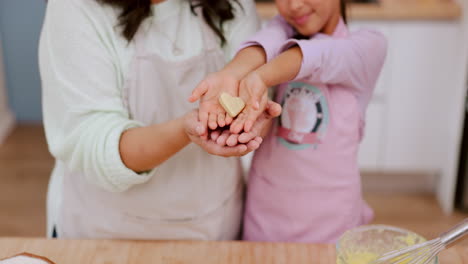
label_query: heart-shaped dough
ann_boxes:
[219,92,245,118]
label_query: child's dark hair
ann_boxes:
[96,0,240,45]
[341,0,347,24]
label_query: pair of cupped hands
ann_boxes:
[184,70,282,157]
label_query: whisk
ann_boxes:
[371,218,468,264]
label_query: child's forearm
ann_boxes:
[256,46,302,87]
[222,46,267,79]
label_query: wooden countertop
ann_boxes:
[256,0,463,20]
[0,238,468,263]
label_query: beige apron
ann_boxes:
[57,12,243,240]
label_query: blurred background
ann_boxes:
[0,0,468,240]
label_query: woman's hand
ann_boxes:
[216,100,282,147]
[183,110,262,157]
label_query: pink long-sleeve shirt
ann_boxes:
[240,16,387,243]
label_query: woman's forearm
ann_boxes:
[119,116,190,173]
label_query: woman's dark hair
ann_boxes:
[97,0,239,44]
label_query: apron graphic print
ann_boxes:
[277,82,329,150]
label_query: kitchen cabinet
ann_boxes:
[350,19,468,213]
[0,34,14,145]
[358,102,385,169]
[349,21,465,171]
[353,22,393,170]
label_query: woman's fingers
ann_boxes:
[216,129,231,146]
[246,136,263,151]
[197,110,209,139]
[238,129,256,144]
[210,142,248,157]
[225,114,233,125]
[191,129,262,157]
[226,134,239,147]
[232,144,248,155]
[210,130,221,141]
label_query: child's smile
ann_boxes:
[276,0,341,36]
[292,13,312,26]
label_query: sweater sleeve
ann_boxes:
[236,15,295,62]
[280,30,388,96]
[39,0,153,192]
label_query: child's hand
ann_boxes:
[188,71,239,133]
[230,71,268,134]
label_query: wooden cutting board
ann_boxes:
[0,238,466,264]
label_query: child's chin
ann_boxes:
[295,24,320,37]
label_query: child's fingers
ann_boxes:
[230,113,247,134]
[226,134,239,147]
[225,114,233,125]
[188,81,208,102]
[249,93,261,110]
[217,112,226,127]
[266,100,282,118]
[244,108,262,133]
[208,112,218,130]
[240,78,261,111]
[216,130,231,146]
[230,117,245,134]
[247,83,265,111]
[238,121,265,143]
[244,120,254,133]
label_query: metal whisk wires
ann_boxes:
[371,218,468,264]
[371,238,443,264]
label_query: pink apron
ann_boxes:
[243,80,373,243]
[57,12,243,240]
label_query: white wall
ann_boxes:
[0,33,15,144]
[0,0,46,122]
